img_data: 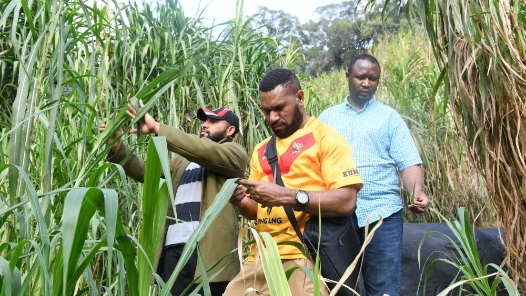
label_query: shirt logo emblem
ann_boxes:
[291,142,303,154]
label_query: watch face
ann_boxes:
[297,191,309,204]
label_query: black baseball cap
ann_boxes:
[197,107,240,136]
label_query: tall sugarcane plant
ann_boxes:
[396,0,526,285]
[0,0,300,293]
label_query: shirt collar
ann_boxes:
[344,96,376,113]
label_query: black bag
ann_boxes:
[265,135,361,296]
[303,215,361,295]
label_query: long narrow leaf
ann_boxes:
[137,137,170,295]
[160,178,239,296]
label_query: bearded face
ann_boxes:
[271,103,303,139]
[201,128,229,142]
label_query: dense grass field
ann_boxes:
[1,0,524,294]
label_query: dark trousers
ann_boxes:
[158,244,228,296]
[355,209,403,296]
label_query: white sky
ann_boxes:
[178,0,343,24]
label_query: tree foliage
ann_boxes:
[253,0,405,76]
[255,6,301,46]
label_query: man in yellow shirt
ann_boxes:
[225,69,364,296]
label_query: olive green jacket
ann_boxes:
[108,123,248,282]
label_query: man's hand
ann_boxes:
[127,99,160,135]
[408,192,430,214]
[229,180,259,220]
[401,165,429,214]
[99,124,122,151]
[228,179,286,209]
[236,179,290,208]
[229,183,249,206]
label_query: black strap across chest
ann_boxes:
[265,135,305,242]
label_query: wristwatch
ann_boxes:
[295,190,309,211]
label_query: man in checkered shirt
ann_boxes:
[319,53,430,296]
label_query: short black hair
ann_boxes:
[348,53,381,74]
[259,68,302,93]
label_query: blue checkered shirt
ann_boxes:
[319,97,422,227]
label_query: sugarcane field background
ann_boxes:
[1,0,525,294]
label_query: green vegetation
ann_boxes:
[419,208,519,295]
[1,0,524,294]
[402,0,526,285]
[0,0,297,293]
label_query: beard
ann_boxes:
[200,129,228,143]
[272,103,303,139]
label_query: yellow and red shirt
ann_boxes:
[248,117,363,260]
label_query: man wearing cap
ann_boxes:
[99,100,248,295]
